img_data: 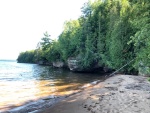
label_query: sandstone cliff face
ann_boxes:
[38,60,51,65]
[67,59,79,71]
[67,58,103,72]
[52,61,64,68]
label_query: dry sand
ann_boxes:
[39,74,150,113]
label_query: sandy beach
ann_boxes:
[39,74,150,113]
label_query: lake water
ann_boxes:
[0,60,106,112]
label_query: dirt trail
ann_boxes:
[40,75,150,113]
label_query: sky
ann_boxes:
[0,0,91,60]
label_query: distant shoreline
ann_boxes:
[0,59,16,62]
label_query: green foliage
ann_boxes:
[47,41,62,62]
[36,32,54,63]
[148,78,150,82]
[58,20,81,61]
[17,0,150,74]
[41,31,53,51]
[128,0,150,74]
[17,50,36,63]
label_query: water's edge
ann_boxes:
[0,61,107,113]
[4,80,104,113]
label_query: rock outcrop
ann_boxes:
[67,58,79,71]
[38,60,51,65]
[67,57,103,72]
[53,61,64,68]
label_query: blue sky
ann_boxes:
[0,0,93,60]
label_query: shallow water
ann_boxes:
[0,60,105,112]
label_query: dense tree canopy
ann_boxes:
[17,50,36,63]
[17,0,150,74]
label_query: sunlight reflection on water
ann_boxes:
[0,60,105,111]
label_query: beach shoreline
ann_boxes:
[2,77,105,113]
[38,74,150,113]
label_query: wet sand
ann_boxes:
[39,75,150,113]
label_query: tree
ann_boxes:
[40,31,53,51]
[17,50,36,63]
[17,0,150,74]
[129,0,150,74]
